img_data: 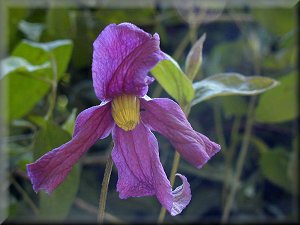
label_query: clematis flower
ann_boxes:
[26,22,221,216]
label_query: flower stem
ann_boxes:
[222,116,241,205]
[221,96,256,223]
[157,23,199,223]
[97,154,113,224]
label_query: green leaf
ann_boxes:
[12,39,73,77]
[18,20,44,42]
[1,39,73,120]
[219,96,248,117]
[34,121,80,220]
[0,57,50,78]
[151,59,195,106]
[192,73,279,106]
[255,72,298,123]
[0,57,51,120]
[259,147,292,193]
[185,33,206,80]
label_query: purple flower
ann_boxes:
[26,23,221,216]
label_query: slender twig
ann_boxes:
[221,96,256,223]
[10,177,39,215]
[222,116,241,205]
[97,154,114,224]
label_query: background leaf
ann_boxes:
[18,20,44,42]
[12,39,73,77]
[192,73,279,105]
[255,72,298,123]
[33,121,80,220]
[259,147,292,193]
[0,57,51,120]
[252,8,296,36]
[151,59,194,106]
[0,40,73,120]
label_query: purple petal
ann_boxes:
[171,174,191,216]
[92,23,166,101]
[112,123,191,215]
[140,97,221,168]
[26,103,114,194]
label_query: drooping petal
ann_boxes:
[140,97,221,169]
[92,23,166,101]
[171,174,191,216]
[26,103,114,194]
[111,123,191,216]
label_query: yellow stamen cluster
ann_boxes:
[111,94,140,131]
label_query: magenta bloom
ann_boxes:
[26,23,220,216]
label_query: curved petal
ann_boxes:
[92,23,166,101]
[26,103,114,194]
[140,97,221,168]
[111,123,191,216]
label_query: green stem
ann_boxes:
[157,23,199,224]
[97,154,114,224]
[222,116,241,205]
[221,96,256,223]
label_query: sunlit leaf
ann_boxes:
[18,20,44,42]
[34,121,80,220]
[151,58,194,106]
[0,57,51,120]
[255,72,298,123]
[259,147,292,193]
[192,73,279,106]
[0,57,50,78]
[185,33,206,80]
[0,40,73,120]
[12,39,73,77]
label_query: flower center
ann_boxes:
[111,94,140,131]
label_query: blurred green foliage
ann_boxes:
[1,2,298,224]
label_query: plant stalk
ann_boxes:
[221,96,256,223]
[97,154,114,224]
